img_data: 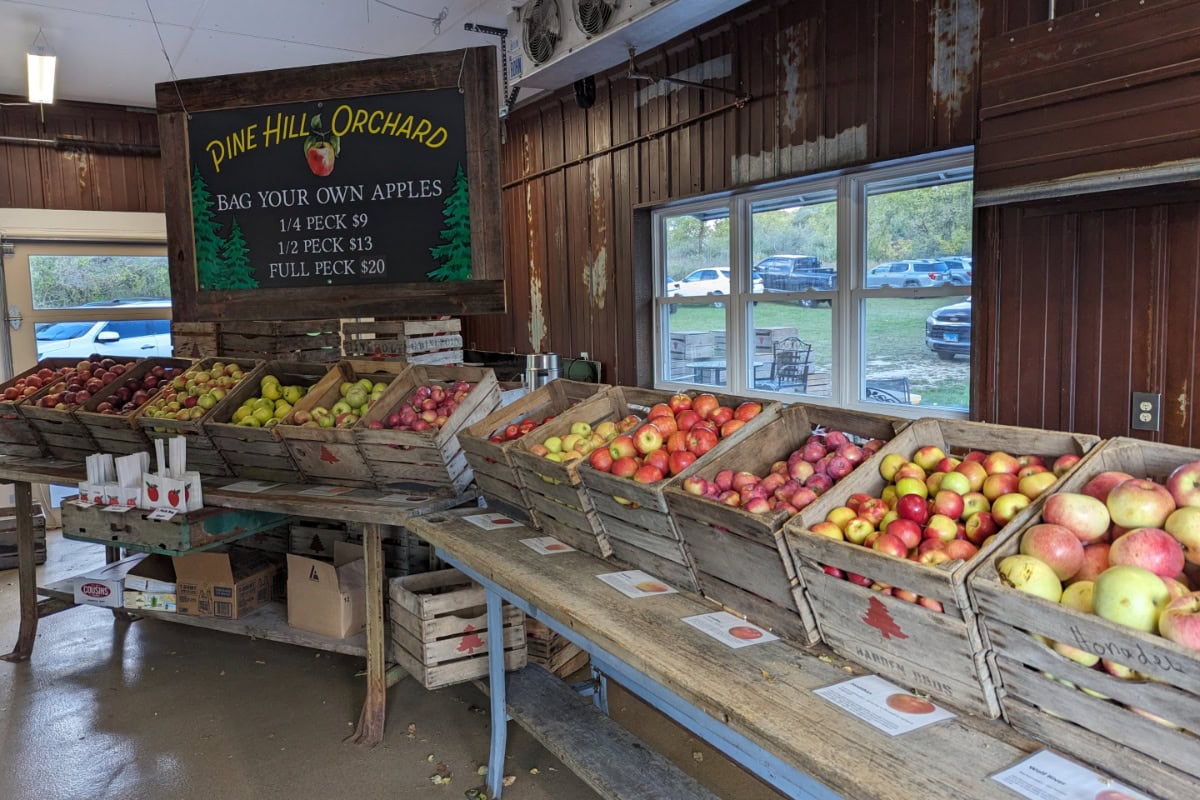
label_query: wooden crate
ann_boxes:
[206,361,331,483]
[17,357,133,461]
[0,358,83,458]
[277,361,411,488]
[970,437,1200,796]
[220,319,341,363]
[61,502,286,553]
[355,365,500,492]
[171,321,219,359]
[460,379,610,525]
[75,358,192,456]
[665,404,904,645]
[342,317,463,360]
[0,503,47,569]
[578,388,783,593]
[781,419,1101,718]
[389,568,526,689]
[132,358,261,477]
[668,331,716,361]
[526,618,588,678]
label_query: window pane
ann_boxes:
[864,180,972,287]
[663,211,731,297]
[751,192,837,295]
[665,303,726,388]
[862,297,970,411]
[35,319,174,360]
[29,255,171,310]
[748,301,833,398]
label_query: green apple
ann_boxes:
[1094,565,1170,632]
[331,400,353,416]
[997,555,1062,602]
[339,381,354,397]
[282,385,304,405]
[372,382,389,393]
[318,414,335,428]
[345,387,368,408]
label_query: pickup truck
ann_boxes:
[756,255,836,305]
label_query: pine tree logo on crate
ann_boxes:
[457,625,485,655]
[320,445,339,464]
[863,596,907,641]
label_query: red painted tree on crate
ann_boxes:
[457,625,485,655]
[862,596,907,641]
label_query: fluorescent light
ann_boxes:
[27,51,56,104]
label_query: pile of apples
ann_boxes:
[96,363,182,416]
[488,414,555,444]
[141,361,247,422]
[34,358,137,410]
[680,429,887,514]
[585,393,764,485]
[3,364,75,402]
[529,417,638,465]
[231,374,312,428]
[999,462,1200,703]
[368,380,472,433]
[299,377,389,429]
[807,445,1081,610]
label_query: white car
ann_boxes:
[37,318,173,359]
[667,268,763,297]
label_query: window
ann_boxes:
[653,150,973,415]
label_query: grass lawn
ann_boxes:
[668,296,970,410]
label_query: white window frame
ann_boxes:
[652,148,974,419]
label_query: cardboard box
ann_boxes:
[123,590,177,612]
[173,549,276,619]
[74,553,148,608]
[124,553,176,593]
[287,541,366,639]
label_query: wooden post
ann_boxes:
[349,521,387,746]
[2,482,37,662]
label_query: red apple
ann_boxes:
[1082,470,1136,503]
[896,493,930,525]
[826,455,853,480]
[668,450,697,475]
[954,461,988,492]
[719,419,745,438]
[1020,523,1085,581]
[961,491,990,517]
[858,498,889,526]
[1108,527,1186,578]
[589,448,614,472]
[1051,454,1081,476]
[1043,492,1111,544]
[644,449,670,475]
[806,474,833,495]
[924,514,958,543]
[1158,592,1200,651]
[647,403,673,420]
[633,424,664,455]
[982,451,1021,475]
[667,393,692,413]
[611,456,639,479]
[1167,460,1200,508]
[872,532,908,559]
[651,414,678,438]
[609,435,637,460]
[665,431,688,453]
[685,427,718,456]
[964,511,998,546]
[887,519,922,550]
[941,539,978,562]
[822,565,845,579]
[731,471,759,491]
[982,472,1020,501]
[1069,543,1111,584]
[846,572,873,587]
[809,521,844,540]
[691,393,719,419]
[1107,479,1176,529]
[675,409,701,432]
[708,406,734,427]
[633,465,664,484]
[682,476,706,495]
[733,401,762,422]
[931,489,964,520]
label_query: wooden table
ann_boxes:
[407,512,1057,800]
[0,456,471,748]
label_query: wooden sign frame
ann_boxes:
[157,48,505,322]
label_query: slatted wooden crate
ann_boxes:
[342,317,463,362]
[0,503,47,569]
[206,361,330,483]
[277,361,411,488]
[781,419,1101,718]
[355,365,500,492]
[525,618,588,678]
[665,404,904,645]
[577,389,783,594]
[0,358,81,458]
[460,380,610,525]
[16,358,143,461]
[62,502,286,553]
[75,358,192,456]
[220,319,341,363]
[389,568,526,689]
[133,358,261,477]
[970,437,1200,797]
[171,321,219,359]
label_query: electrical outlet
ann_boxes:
[580,351,588,360]
[1131,392,1161,431]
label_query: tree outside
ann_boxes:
[428,164,472,282]
[29,255,171,309]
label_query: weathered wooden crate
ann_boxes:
[665,404,904,645]
[220,319,341,363]
[460,380,610,525]
[578,388,783,594]
[0,503,47,569]
[753,327,798,352]
[17,358,133,461]
[61,502,286,553]
[525,618,588,678]
[206,361,330,483]
[342,317,463,360]
[668,331,716,361]
[970,437,1200,796]
[781,419,1101,718]
[75,358,192,456]
[389,568,526,689]
[132,358,261,477]
[356,365,500,492]
[0,358,82,458]
[171,321,219,359]
[276,360,410,488]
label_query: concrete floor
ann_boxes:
[0,531,784,800]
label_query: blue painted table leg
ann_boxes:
[592,667,609,715]
[485,588,508,799]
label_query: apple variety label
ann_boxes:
[814,675,956,735]
[102,505,134,514]
[147,508,178,521]
[991,750,1154,800]
[377,493,432,504]
[520,536,575,555]
[596,570,679,599]
[682,612,779,649]
[220,480,282,494]
[463,513,525,531]
[297,484,357,498]
[186,89,468,291]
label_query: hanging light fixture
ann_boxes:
[27,29,56,105]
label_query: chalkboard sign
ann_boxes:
[157,50,504,322]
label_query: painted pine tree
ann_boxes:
[190,166,227,290]
[219,218,259,289]
[427,164,472,281]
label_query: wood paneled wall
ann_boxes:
[464,0,981,385]
[0,96,162,213]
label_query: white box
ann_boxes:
[74,554,147,608]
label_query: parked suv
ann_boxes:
[925,297,971,360]
[666,268,763,297]
[940,257,972,286]
[865,260,953,288]
[36,300,172,359]
[756,255,836,307]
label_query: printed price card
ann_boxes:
[221,480,282,494]
[596,570,678,599]
[147,508,178,521]
[814,675,955,735]
[297,484,356,497]
[992,750,1154,800]
[520,537,575,555]
[682,612,778,649]
[464,512,524,531]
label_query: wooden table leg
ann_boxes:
[349,521,386,747]
[2,482,37,663]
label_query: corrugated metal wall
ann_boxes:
[0,97,162,212]
[464,0,981,385]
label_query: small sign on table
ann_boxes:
[682,611,778,649]
[814,675,955,735]
[463,512,524,531]
[596,570,677,599]
[221,480,282,494]
[147,508,178,521]
[992,750,1154,800]
[520,536,574,555]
